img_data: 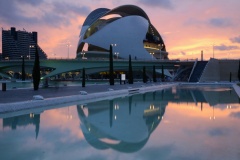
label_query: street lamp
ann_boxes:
[150,52,154,60]
[29,45,34,60]
[81,50,85,59]
[228,53,231,59]
[115,52,119,59]
[111,43,117,59]
[66,42,71,59]
[52,53,56,59]
[159,44,164,59]
[209,106,216,120]
[212,44,215,59]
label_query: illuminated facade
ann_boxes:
[76,5,168,60]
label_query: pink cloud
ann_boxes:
[1,0,240,60]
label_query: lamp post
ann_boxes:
[228,53,231,59]
[111,44,117,59]
[66,42,71,59]
[115,52,119,59]
[52,53,56,59]
[29,45,34,60]
[81,50,85,59]
[111,44,117,54]
[212,44,215,59]
[21,55,26,81]
[150,52,154,60]
[210,106,215,120]
[159,44,164,59]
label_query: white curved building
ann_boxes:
[76,5,168,60]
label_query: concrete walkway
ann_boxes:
[0,82,177,114]
[0,82,162,103]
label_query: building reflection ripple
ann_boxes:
[3,113,41,139]
[77,92,167,153]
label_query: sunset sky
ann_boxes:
[0,0,240,60]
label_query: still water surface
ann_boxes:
[0,85,240,160]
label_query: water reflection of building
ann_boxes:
[77,92,167,153]
[3,113,40,139]
[161,86,239,108]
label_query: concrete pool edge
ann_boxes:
[0,83,177,115]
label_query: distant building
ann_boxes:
[0,53,2,60]
[2,27,47,60]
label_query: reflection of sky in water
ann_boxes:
[0,86,240,160]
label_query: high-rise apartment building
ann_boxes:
[2,27,47,60]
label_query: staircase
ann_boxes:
[188,61,208,82]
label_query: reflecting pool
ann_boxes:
[0,85,240,160]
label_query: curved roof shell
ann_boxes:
[77,5,167,60]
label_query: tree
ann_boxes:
[109,45,114,85]
[153,65,156,82]
[32,46,40,90]
[21,56,26,81]
[238,60,240,81]
[230,72,232,82]
[82,68,85,87]
[128,55,133,84]
[109,100,113,127]
[143,66,147,83]
[161,65,165,82]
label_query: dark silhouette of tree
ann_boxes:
[32,46,40,90]
[153,65,156,82]
[143,66,147,83]
[21,56,25,81]
[161,65,165,82]
[230,72,232,82]
[109,100,113,127]
[82,68,85,87]
[129,96,132,115]
[128,55,133,84]
[109,45,114,85]
[238,60,240,81]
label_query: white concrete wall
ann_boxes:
[200,59,239,82]
[82,16,152,60]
